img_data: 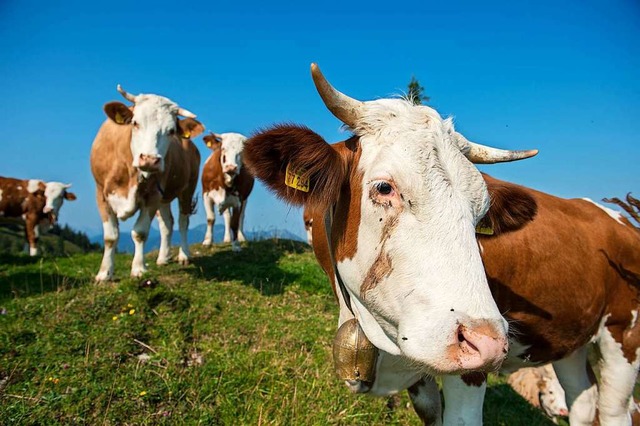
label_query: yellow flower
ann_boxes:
[128,303,133,308]
[112,316,118,321]
[139,391,147,396]
[129,309,135,315]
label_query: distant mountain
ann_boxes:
[90,224,305,253]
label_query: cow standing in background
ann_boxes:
[201,132,254,252]
[90,85,204,281]
[0,176,76,255]
[507,364,568,422]
[303,205,315,245]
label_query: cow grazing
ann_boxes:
[201,132,254,251]
[244,63,537,425]
[90,85,204,281]
[507,365,568,422]
[0,176,76,255]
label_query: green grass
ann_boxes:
[0,240,563,425]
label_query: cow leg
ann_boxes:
[222,209,232,243]
[230,205,242,252]
[552,346,598,425]
[156,204,173,265]
[408,376,442,426]
[177,212,191,265]
[130,207,154,278]
[24,214,39,256]
[95,186,120,282]
[96,213,119,282]
[237,199,248,242]
[441,375,485,426]
[596,323,640,426]
[202,192,215,246]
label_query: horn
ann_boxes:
[117,84,137,103]
[456,132,538,164]
[310,63,363,128]
[177,107,197,118]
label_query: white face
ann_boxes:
[129,94,180,173]
[43,182,71,218]
[539,377,569,417]
[336,99,507,374]
[219,133,247,180]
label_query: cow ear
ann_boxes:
[104,102,133,125]
[480,174,538,235]
[203,134,222,149]
[178,118,205,139]
[244,124,349,210]
[64,192,77,201]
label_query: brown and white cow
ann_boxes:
[244,64,537,424]
[201,132,254,251]
[90,85,204,281]
[303,205,315,245]
[507,364,568,421]
[0,176,76,255]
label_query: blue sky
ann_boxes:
[1,0,638,239]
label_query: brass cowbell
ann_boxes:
[332,318,379,384]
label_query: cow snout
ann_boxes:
[224,164,238,175]
[453,320,508,372]
[138,154,162,171]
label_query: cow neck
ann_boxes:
[323,207,355,316]
[136,172,165,196]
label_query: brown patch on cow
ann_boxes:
[461,371,487,387]
[244,124,350,212]
[361,251,393,296]
[201,145,225,194]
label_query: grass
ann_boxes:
[0,239,564,425]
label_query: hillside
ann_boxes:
[0,221,100,256]
[0,240,563,425]
[90,224,305,253]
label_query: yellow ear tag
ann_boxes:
[475,225,494,235]
[206,141,212,147]
[183,131,191,139]
[285,163,310,192]
[115,112,124,124]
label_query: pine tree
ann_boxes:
[407,76,430,105]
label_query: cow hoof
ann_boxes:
[131,268,147,278]
[202,239,212,246]
[223,238,231,243]
[95,271,113,282]
[178,257,190,266]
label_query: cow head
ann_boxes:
[104,85,204,174]
[42,182,76,221]
[213,133,248,186]
[245,64,538,375]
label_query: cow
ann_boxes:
[244,63,538,425]
[90,85,204,281]
[201,132,254,251]
[0,176,76,255]
[507,364,568,422]
[303,205,314,245]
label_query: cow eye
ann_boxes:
[169,128,176,135]
[222,155,227,163]
[132,120,139,128]
[376,182,393,195]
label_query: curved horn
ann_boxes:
[177,107,196,118]
[310,63,363,128]
[116,84,137,103]
[455,132,538,164]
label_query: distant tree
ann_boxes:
[407,76,430,105]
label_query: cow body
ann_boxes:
[0,176,76,255]
[90,87,203,281]
[308,174,640,425]
[201,133,254,251]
